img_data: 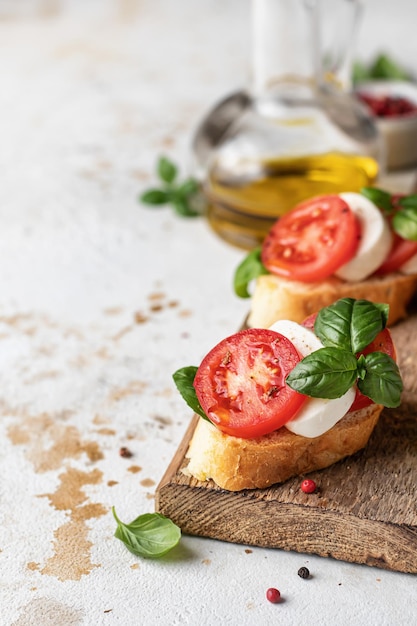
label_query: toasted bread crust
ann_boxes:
[247,272,417,329]
[184,404,383,491]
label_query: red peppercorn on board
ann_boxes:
[155,309,417,574]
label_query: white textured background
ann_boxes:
[1,1,417,625]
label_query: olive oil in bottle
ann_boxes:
[206,151,379,249]
[193,0,383,249]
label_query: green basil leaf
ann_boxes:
[140,189,169,205]
[357,352,403,407]
[177,178,199,197]
[172,366,208,420]
[350,300,388,353]
[233,247,269,298]
[286,347,358,399]
[158,156,177,184]
[112,508,181,558]
[360,187,393,214]
[315,298,387,353]
[171,196,200,217]
[392,207,417,241]
[398,194,417,210]
[368,53,411,81]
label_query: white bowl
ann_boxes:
[355,80,417,171]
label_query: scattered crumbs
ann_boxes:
[103,307,123,316]
[201,559,211,565]
[84,442,104,463]
[27,562,40,571]
[130,167,149,181]
[95,347,110,360]
[128,465,142,474]
[130,563,140,570]
[110,381,147,401]
[97,428,116,436]
[93,414,110,425]
[140,478,155,487]
[246,601,255,610]
[148,292,166,302]
[376,578,381,582]
[181,331,190,338]
[119,446,133,458]
[168,300,179,308]
[104,609,113,614]
[161,135,175,148]
[96,159,112,170]
[149,304,163,313]
[244,549,253,554]
[107,480,118,487]
[153,415,172,428]
[146,493,155,500]
[30,587,37,592]
[134,311,148,324]
[178,309,192,318]
[112,326,133,341]
[338,583,342,586]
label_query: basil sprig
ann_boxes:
[352,53,412,85]
[233,246,269,298]
[140,156,203,217]
[172,366,208,421]
[361,187,417,241]
[286,298,403,407]
[112,507,181,558]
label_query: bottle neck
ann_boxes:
[250,0,362,100]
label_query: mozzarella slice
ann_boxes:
[269,320,355,438]
[334,192,392,282]
[400,251,417,274]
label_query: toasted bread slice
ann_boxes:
[247,272,417,329]
[184,404,383,491]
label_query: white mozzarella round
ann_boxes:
[269,319,355,438]
[334,192,393,282]
[400,251,417,274]
[269,319,323,355]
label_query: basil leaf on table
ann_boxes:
[314,298,388,354]
[157,155,177,184]
[140,189,170,205]
[112,508,181,558]
[357,352,403,408]
[234,247,269,298]
[172,366,209,421]
[140,155,201,217]
[286,347,358,399]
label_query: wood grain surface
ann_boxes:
[155,310,417,573]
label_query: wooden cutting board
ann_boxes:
[155,312,417,574]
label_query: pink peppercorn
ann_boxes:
[266,588,281,603]
[301,478,316,494]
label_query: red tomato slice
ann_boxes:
[193,328,306,438]
[261,195,361,282]
[374,233,417,275]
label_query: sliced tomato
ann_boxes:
[261,195,361,282]
[193,328,306,438]
[374,233,417,275]
[301,312,317,331]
